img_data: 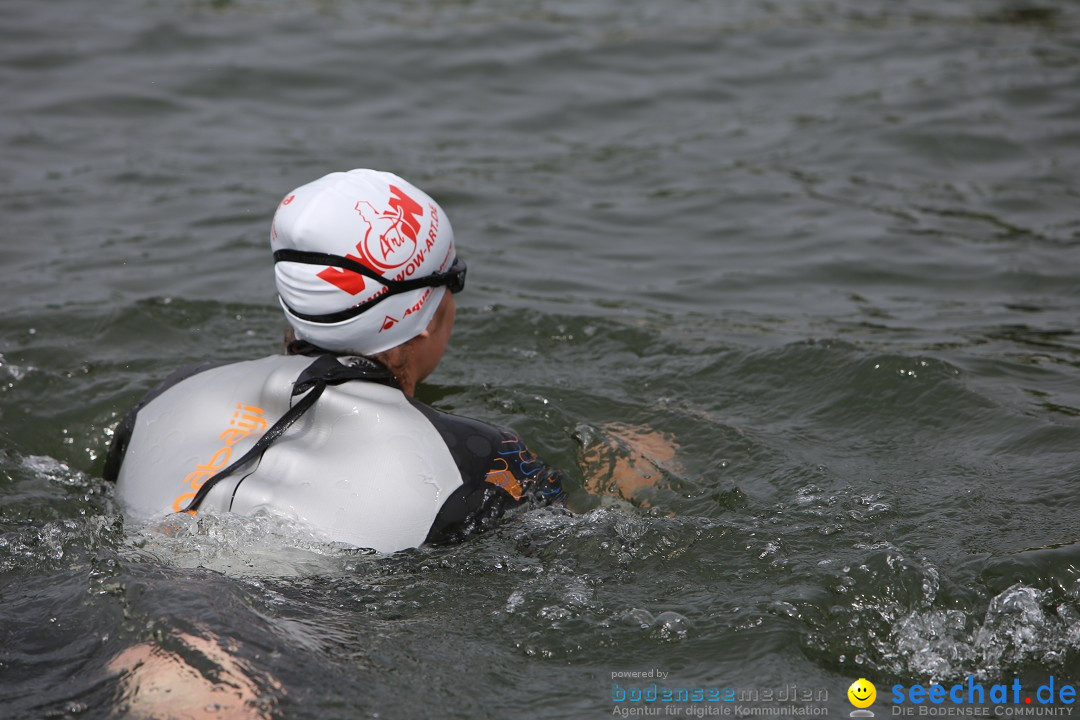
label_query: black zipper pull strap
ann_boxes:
[178,353,398,515]
[180,378,327,514]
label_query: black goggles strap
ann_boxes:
[181,379,325,513]
[273,249,462,294]
[274,250,465,324]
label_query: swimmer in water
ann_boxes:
[103,169,568,553]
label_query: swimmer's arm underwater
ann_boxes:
[578,422,682,505]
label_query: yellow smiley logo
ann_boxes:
[847,678,876,708]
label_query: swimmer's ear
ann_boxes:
[416,328,431,339]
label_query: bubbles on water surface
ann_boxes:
[0,516,114,568]
[23,454,81,486]
[489,508,711,659]
[807,543,1080,683]
[0,352,31,384]
[0,454,121,572]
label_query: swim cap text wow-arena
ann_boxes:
[271,169,459,356]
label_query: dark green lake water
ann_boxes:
[3,0,1080,717]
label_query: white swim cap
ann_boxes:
[271,169,462,356]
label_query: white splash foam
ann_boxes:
[120,509,374,577]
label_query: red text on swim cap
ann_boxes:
[316,185,425,296]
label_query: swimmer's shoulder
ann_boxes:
[410,399,569,544]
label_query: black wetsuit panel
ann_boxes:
[408,401,568,544]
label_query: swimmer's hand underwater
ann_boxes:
[579,422,682,507]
